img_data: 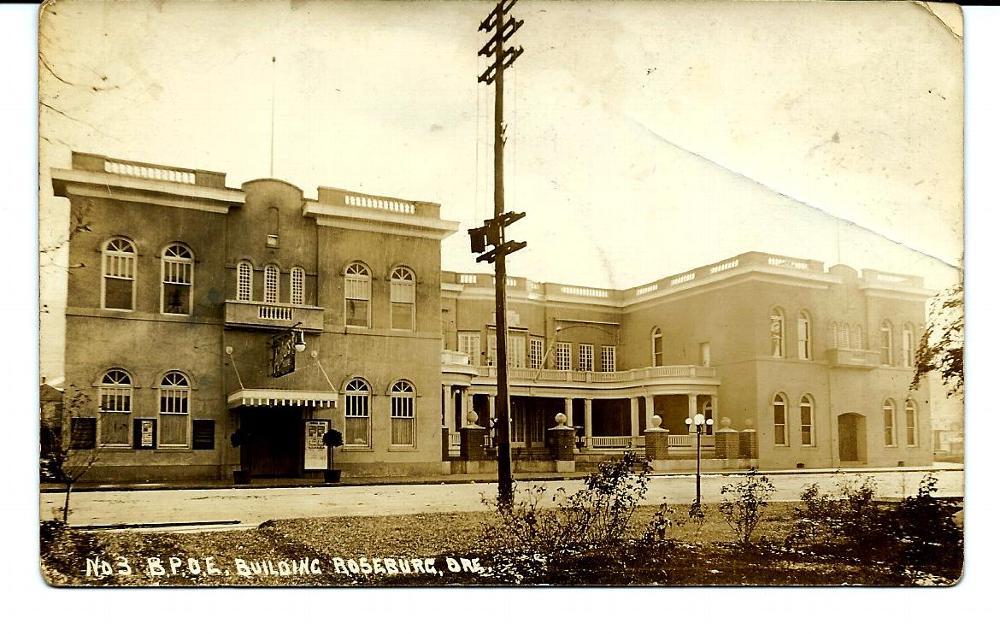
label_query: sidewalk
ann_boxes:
[40,461,963,494]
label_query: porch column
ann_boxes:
[583,398,593,447]
[630,397,640,438]
[564,397,574,428]
[710,394,719,421]
[458,389,469,429]
[487,394,496,423]
[442,384,454,429]
[687,393,698,422]
[643,395,654,432]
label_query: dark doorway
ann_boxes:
[240,407,303,477]
[837,413,866,463]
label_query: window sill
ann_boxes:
[388,445,418,452]
[342,445,373,452]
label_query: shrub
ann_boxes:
[894,475,963,575]
[718,468,775,546]
[478,452,654,581]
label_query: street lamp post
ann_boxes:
[684,413,713,506]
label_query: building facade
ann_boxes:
[52,152,934,484]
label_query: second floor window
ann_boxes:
[555,342,571,371]
[263,265,280,304]
[797,312,811,360]
[651,327,663,366]
[601,345,617,372]
[578,343,594,372]
[529,337,545,369]
[458,332,481,365]
[102,237,136,311]
[290,267,305,305]
[345,262,371,327]
[879,321,893,365]
[236,261,253,301]
[161,244,193,315]
[770,308,786,357]
[902,323,915,368]
[509,333,526,368]
[390,266,416,331]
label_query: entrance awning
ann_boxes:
[227,389,339,408]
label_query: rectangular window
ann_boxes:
[578,344,594,372]
[390,278,415,330]
[192,420,215,450]
[800,404,813,446]
[103,252,135,310]
[883,408,896,446]
[555,342,571,371]
[391,302,414,331]
[390,395,415,447]
[290,269,305,306]
[797,317,811,359]
[70,417,97,450]
[487,333,498,366]
[345,404,371,448]
[345,274,370,327]
[906,408,917,446]
[773,403,787,446]
[509,333,526,368]
[458,332,481,365]
[159,388,190,448]
[163,258,192,315]
[601,345,617,372]
[700,342,711,367]
[264,267,280,304]
[530,337,545,369]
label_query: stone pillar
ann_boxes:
[687,394,698,423]
[442,384,454,429]
[549,413,576,472]
[739,426,759,460]
[486,394,496,447]
[630,397,640,438]
[709,394,719,421]
[644,415,669,466]
[583,398,593,448]
[460,411,486,461]
[563,398,574,429]
[487,394,496,422]
[713,417,740,459]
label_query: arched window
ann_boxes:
[800,394,814,446]
[236,261,253,302]
[883,398,896,446]
[773,393,788,446]
[263,264,280,304]
[161,244,193,315]
[290,266,305,306]
[102,237,136,310]
[390,266,416,331]
[836,322,850,349]
[159,371,190,448]
[390,380,416,447]
[905,399,918,446]
[770,308,786,357]
[902,323,915,368]
[98,369,132,447]
[345,262,372,328]
[879,320,894,365]
[797,311,812,360]
[651,327,663,366]
[851,324,863,349]
[344,378,371,448]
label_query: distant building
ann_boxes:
[51,152,935,484]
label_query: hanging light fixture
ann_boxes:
[294,329,306,353]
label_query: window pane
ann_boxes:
[346,418,370,446]
[160,414,188,446]
[391,418,415,446]
[164,283,190,314]
[346,299,369,327]
[392,302,414,330]
[883,408,894,445]
[100,412,131,446]
[105,278,133,310]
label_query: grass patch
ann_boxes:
[40,501,961,587]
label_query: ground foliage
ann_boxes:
[39,460,963,587]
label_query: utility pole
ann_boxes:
[471,0,525,508]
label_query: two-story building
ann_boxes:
[50,152,935,483]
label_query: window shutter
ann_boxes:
[70,417,97,449]
[192,420,215,450]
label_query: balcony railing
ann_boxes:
[224,300,324,332]
[827,347,881,369]
[475,364,716,383]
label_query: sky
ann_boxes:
[38,0,965,380]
